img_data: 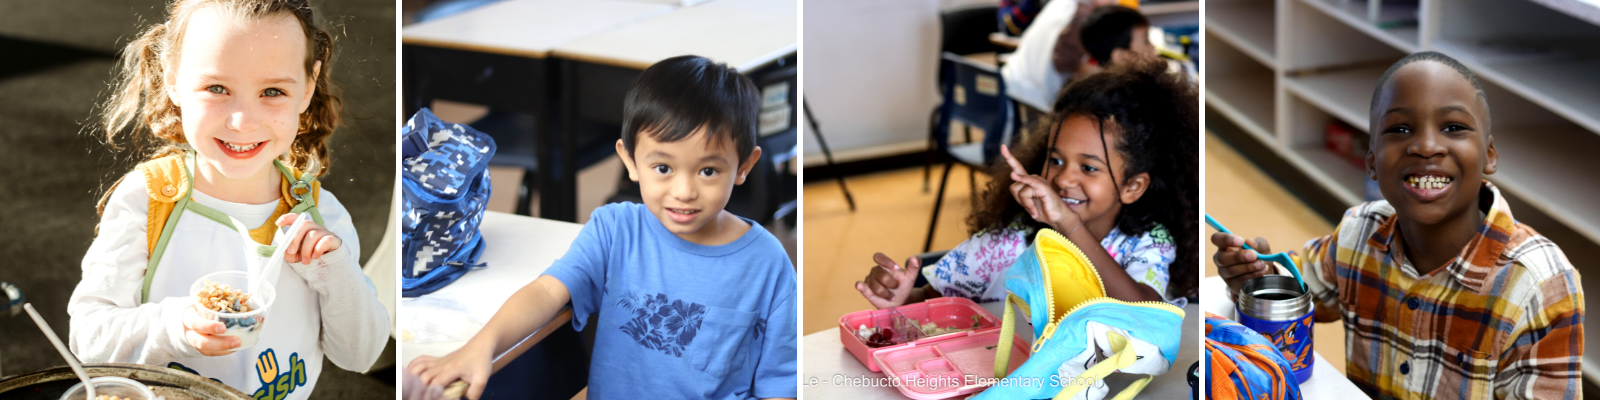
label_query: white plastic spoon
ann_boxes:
[250,212,313,298]
[23,303,94,400]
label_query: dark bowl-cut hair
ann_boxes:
[621,55,760,162]
[1081,5,1149,66]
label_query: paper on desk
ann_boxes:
[399,294,485,344]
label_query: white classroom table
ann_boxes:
[551,0,799,71]
[803,301,1200,399]
[1200,276,1370,400]
[401,0,674,58]
[613,0,693,5]
[399,211,585,369]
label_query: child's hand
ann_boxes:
[182,304,240,356]
[275,214,342,264]
[856,253,922,309]
[1000,145,1084,233]
[402,369,447,400]
[1211,232,1274,294]
[406,343,492,400]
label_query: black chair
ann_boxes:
[925,5,1006,192]
[731,61,799,224]
[924,52,1016,253]
[940,5,1005,62]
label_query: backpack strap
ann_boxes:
[139,151,324,303]
[1051,331,1147,400]
[141,153,193,303]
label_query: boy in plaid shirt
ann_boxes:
[1214,51,1583,398]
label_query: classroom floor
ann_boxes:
[801,164,985,335]
[1203,132,1346,374]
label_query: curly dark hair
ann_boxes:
[966,58,1199,300]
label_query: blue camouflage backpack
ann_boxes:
[401,108,495,297]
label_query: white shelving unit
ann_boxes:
[1206,0,1600,386]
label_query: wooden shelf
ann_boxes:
[1298,0,1419,52]
[1207,38,1279,144]
[1207,0,1278,67]
[1436,39,1600,134]
[1490,123,1600,244]
[1286,144,1367,206]
[1282,65,1389,132]
[1207,73,1277,145]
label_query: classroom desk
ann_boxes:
[399,211,585,372]
[988,32,1019,50]
[803,301,1200,399]
[613,0,693,5]
[546,0,797,131]
[401,0,673,221]
[551,0,798,71]
[1200,276,1370,400]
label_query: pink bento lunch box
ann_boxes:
[838,297,1032,399]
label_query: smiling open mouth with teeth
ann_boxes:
[219,139,263,153]
[1062,197,1084,205]
[1406,175,1452,190]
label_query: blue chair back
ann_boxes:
[936,52,1013,164]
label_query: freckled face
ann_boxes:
[170,10,314,180]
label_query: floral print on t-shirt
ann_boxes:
[615,292,707,357]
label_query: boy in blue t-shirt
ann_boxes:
[407,55,797,400]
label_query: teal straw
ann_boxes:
[1204,213,1307,292]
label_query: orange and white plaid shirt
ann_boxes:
[1300,181,1583,399]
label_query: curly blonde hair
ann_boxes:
[97,0,341,181]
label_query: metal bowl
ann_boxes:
[0,364,248,400]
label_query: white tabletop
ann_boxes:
[399,211,585,368]
[401,0,674,58]
[803,301,1200,399]
[552,0,798,71]
[613,0,718,5]
[1200,276,1370,400]
[612,0,687,4]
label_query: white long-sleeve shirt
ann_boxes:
[68,170,389,399]
[1000,0,1085,111]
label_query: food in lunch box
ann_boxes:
[197,280,253,313]
[913,315,985,337]
[855,324,899,348]
[917,322,967,336]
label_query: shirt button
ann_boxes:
[160,184,176,196]
[1406,297,1420,310]
[1400,361,1410,375]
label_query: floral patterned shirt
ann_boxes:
[922,221,1185,308]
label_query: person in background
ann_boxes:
[1000,1,1147,126]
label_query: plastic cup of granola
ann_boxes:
[58,377,156,400]
[189,271,275,350]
